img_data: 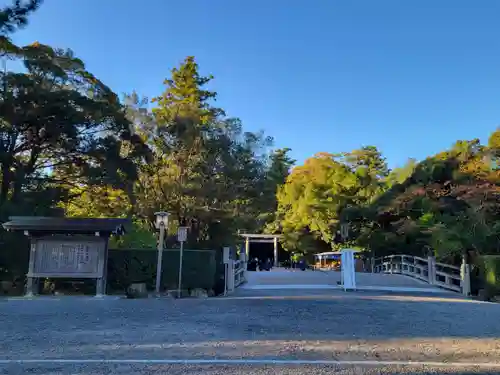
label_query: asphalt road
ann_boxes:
[1,290,500,374]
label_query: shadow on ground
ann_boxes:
[1,291,499,367]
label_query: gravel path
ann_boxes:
[2,363,500,375]
[1,290,499,374]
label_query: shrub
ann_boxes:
[0,245,223,296]
[475,255,500,299]
[107,248,218,292]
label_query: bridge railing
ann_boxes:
[234,259,246,288]
[223,252,247,294]
[434,261,462,293]
[373,255,464,294]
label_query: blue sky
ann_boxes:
[6,0,500,168]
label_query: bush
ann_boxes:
[475,255,500,299]
[107,248,218,292]
[0,244,223,296]
[213,248,226,296]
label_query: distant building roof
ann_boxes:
[3,216,130,236]
[315,250,362,258]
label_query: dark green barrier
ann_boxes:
[2,246,222,296]
[108,248,217,292]
[213,247,226,296]
[474,255,500,298]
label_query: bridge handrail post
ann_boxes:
[397,255,404,274]
[375,253,467,294]
[460,256,471,296]
[239,252,247,284]
[427,256,436,284]
[227,259,235,292]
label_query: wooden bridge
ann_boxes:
[226,253,470,297]
[373,254,468,294]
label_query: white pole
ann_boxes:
[155,224,165,295]
[177,240,184,298]
[341,249,357,291]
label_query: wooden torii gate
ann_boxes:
[240,233,282,268]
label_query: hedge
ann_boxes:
[12,248,225,296]
[1,245,227,296]
[107,248,219,292]
[474,255,500,298]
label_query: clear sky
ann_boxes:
[6,0,500,168]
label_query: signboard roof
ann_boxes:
[3,216,130,236]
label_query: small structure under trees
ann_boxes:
[240,233,282,267]
[3,217,129,297]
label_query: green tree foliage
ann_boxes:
[1,43,145,212]
[55,56,285,250]
[274,139,500,263]
[386,158,418,187]
[1,0,41,53]
[274,147,388,252]
[350,137,500,263]
[260,148,295,227]
[124,56,282,247]
[1,0,41,32]
[2,0,500,280]
[0,1,148,276]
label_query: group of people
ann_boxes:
[282,259,308,270]
[247,257,273,271]
[247,257,308,271]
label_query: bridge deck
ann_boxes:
[237,268,450,296]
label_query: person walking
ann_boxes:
[265,258,272,271]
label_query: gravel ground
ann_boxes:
[2,363,500,375]
[1,289,499,374]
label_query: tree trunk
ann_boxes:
[0,161,12,205]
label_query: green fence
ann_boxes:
[108,248,218,292]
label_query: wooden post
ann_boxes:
[239,252,247,283]
[227,260,235,292]
[26,240,37,297]
[461,256,471,296]
[273,236,278,267]
[95,236,109,297]
[102,240,110,296]
[245,237,250,260]
[427,256,436,285]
